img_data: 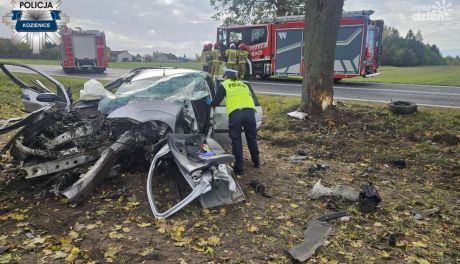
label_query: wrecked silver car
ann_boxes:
[0,62,263,219]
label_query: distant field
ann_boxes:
[343,65,460,87]
[0,58,202,70]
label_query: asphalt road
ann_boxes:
[5,64,460,109]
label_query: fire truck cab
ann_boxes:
[217,10,383,80]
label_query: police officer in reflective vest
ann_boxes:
[207,69,260,175]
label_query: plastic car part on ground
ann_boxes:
[357,183,382,213]
[146,134,245,219]
[288,220,332,262]
[287,111,308,120]
[309,180,360,201]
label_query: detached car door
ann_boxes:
[210,78,263,145]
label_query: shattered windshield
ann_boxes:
[98,72,209,114]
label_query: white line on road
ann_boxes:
[249,81,460,96]
[254,90,460,109]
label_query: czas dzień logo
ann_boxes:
[2,1,69,53]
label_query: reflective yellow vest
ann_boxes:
[211,49,221,63]
[200,50,210,65]
[225,49,238,65]
[222,79,256,115]
[238,50,249,64]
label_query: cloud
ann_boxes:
[0,0,458,56]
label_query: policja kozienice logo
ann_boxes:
[2,0,69,53]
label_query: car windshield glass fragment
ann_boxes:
[98,72,209,113]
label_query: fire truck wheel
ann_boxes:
[94,68,106,74]
[388,101,417,115]
[63,68,75,74]
[258,74,270,80]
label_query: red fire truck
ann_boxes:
[60,27,109,73]
[216,10,383,80]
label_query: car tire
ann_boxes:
[388,101,417,115]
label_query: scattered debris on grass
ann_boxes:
[288,220,332,262]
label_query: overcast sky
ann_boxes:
[1,0,459,57]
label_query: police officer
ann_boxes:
[207,69,260,175]
[225,43,238,71]
[210,43,222,77]
[237,43,249,79]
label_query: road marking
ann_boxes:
[254,90,460,109]
[334,86,460,96]
[249,80,460,89]
[249,82,460,96]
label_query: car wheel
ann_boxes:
[388,101,417,115]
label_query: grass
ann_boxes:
[0,78,459,263]
[342,65,460,87]
[1,92,460,263]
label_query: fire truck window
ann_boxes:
[229,31,242,47]
[218,29,227,47]
[251,28,266,45]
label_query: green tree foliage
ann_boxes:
[444,56,460,65]
[209,0,304,25]
[0,38,59,60]
[382,26,445,66]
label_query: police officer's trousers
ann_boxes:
[228,108,260,174]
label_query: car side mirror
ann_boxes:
[36,93,58,103]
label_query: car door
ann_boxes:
[210,77,263,145]
[0,62,71,112]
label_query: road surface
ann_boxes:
[5,64,460,109]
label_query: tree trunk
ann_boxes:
[300,0,344,114]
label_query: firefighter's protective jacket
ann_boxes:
[225,49,238,65]
[238,50,249,64]
[211,49,221,63]
[200,50,211,65]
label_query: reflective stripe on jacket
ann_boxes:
[225,49,238,64]
[211,49,221,63]
[222,79,256,115]
[238,50,249,64]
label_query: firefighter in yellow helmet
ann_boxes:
[237,43,249,79]
[225,43,238,71]
[210,42,222,77]
[206,69,260,175]
[200,43,212,73]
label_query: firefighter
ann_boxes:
[225,43,238,71]
[237,43,249,79]
[210,42,222,77]
[200,43,211,73]
[206,43,213,72]
[206,69,260,175]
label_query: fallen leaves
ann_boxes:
[104,246,121,263]
[137,222,152,228]
[0,212,27,221]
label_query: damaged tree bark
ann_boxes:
[300,0,344,114]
